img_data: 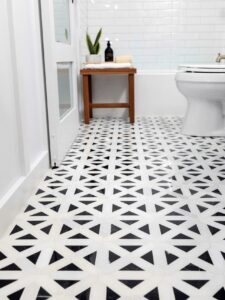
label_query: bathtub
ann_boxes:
[87,70,187,118]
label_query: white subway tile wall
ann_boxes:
[80,0,225,69]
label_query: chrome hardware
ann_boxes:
[216,53,225,63]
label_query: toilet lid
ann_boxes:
[179,64,225,73]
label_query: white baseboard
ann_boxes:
[0,151,49,236]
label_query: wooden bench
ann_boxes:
[80,67,137,124]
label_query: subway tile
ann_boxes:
[79,0,225,69]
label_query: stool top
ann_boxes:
[80,67,137,75]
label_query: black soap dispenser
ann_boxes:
[105,41,114,62]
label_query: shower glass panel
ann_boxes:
[53,0,71,44]
[57,63,73,119]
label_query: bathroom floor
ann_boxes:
[1,117,225,300]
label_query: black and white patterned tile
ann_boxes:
[0,117,225,300]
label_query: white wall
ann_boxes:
[81,0,225,70]
[0,0,49,234]
[0,0,23,199]
[77,0,88,119]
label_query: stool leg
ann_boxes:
[83,75,90,124]
[128,74,135,124]
[88,75,93,118]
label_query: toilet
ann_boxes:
[175,64,225,136]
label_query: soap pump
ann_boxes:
[105,41,114,62]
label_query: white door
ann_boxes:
[40,0,79,167]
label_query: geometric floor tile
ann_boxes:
[0,117,225,299]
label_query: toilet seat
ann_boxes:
[178,64,225,73]
[177,64,225,83]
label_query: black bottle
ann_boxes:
[105,41,114,62]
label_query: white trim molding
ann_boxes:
[0,152,49,236]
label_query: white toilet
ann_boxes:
[175,64,225,136]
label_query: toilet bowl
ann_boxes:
[175,64,225,136]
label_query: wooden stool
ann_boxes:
[80,68,137,124]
